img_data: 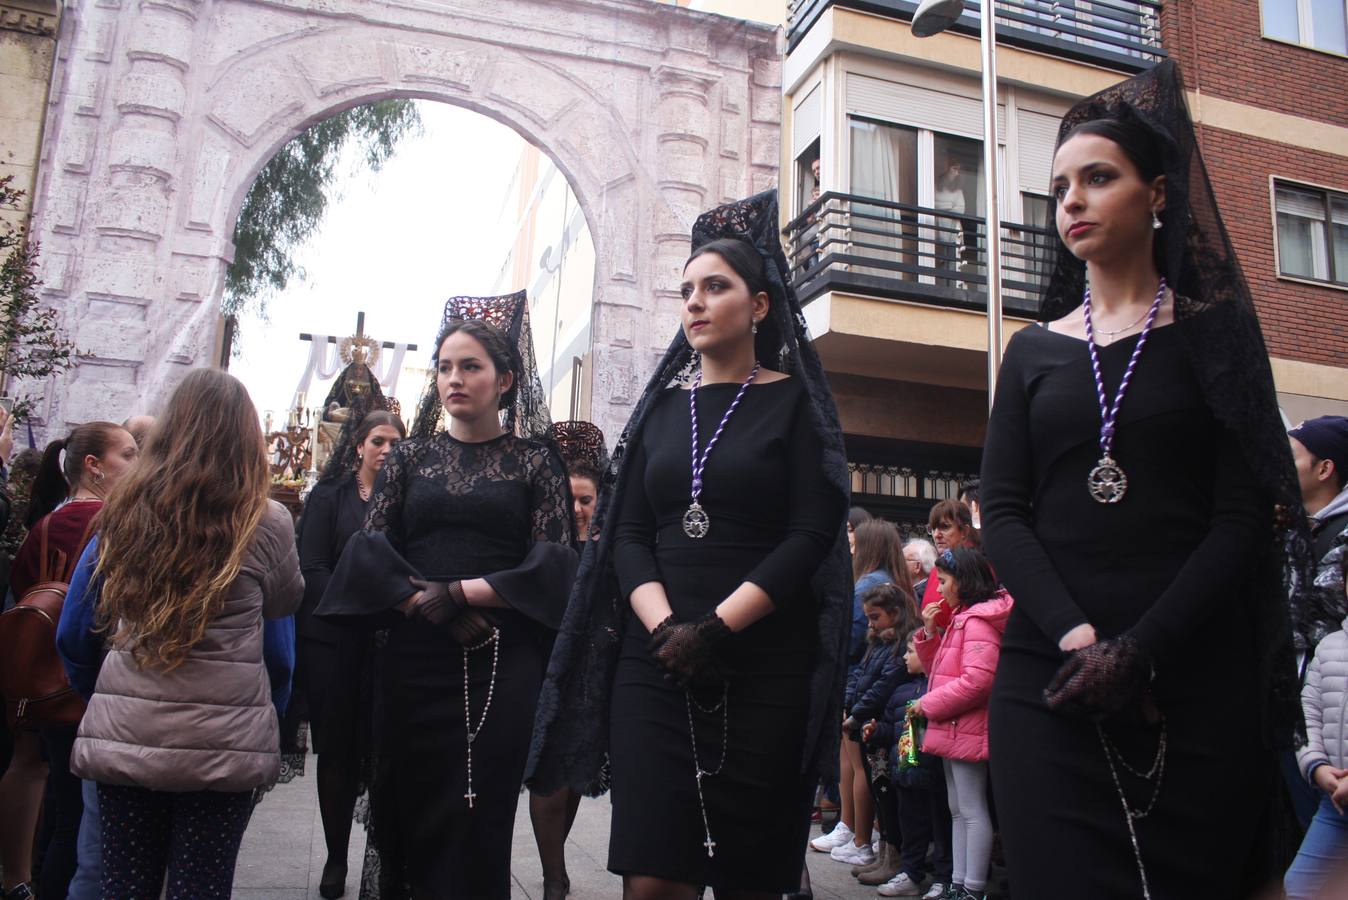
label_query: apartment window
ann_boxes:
[1275,181,1348,286]
[1262,0,1348,55]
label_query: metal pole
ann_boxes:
[980,0,1003,414]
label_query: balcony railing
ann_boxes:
[784,191,1056,317]
[787,0,1165,72]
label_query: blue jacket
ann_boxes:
[849,569,892,668]
[56,536,296,717]
[867,672,926,749]
[846,637,904,722]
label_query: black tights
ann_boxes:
[317,750,359,864]
[529,787,581,885]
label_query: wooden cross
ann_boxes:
[299,311,418,353]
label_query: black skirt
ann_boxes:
[298,628,372,757]
[608,618,814,893]
[372,611,546,899]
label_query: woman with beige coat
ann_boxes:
[56,369,303,899]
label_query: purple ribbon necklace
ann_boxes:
[1082,278,1167,504]
[683,361,760,538]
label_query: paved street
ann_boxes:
[234,752,878,899]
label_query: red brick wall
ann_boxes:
[1160,1,1348,365]
[1163,0,1348,131]
[1198,127,1348,365]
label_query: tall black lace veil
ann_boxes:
[409,290,554,441]
[527,190,854,794]
[1041,60,1310,748]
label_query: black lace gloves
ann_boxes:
[408,578,494,646]
[648,611,733,688]
[1044,635,1152,719]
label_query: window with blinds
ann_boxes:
[1275,181,1348,287]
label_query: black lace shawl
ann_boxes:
[526,190,854,795]
[1040,60,1309,749]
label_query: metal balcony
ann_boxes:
[787,0,1165,72]
[784,191,1056,317]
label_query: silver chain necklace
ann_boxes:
[461,627,501,808]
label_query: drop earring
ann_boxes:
[751,320,759,335]
[1152,211,1162,230]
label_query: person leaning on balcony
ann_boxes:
[979,60,1308,899]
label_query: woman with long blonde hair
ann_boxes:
[56,369,302,899]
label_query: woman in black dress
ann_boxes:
[981,61,1310,900]
[529,191,851,900]
[297,408,404,898]
[318,295,577,900]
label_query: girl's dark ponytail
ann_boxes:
[28,438,70,527]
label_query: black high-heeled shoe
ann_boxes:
[543,875,570,900]
[319,857,348,899]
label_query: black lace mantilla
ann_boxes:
[1040,60,1309,749]
[527,190,854,795]
[545,421,608,471]
[408,291,553,444]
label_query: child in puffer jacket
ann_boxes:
[839,583,919,873]
[1286,553,1348,900]
[847,584,921,885]
[912,548,1012,900]
[865,626,953,897]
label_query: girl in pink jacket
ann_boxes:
[911,548,1012,900]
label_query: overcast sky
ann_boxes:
[231,101,527,425]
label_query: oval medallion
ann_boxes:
[1088,456,1128,504]
[683,502,710,538]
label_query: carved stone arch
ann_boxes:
[29,0,781,443]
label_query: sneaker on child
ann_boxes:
[830,841,877,866]
[809,821,854,853]
[878,872,922,896]
[919,883,947,900]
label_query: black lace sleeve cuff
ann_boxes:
[483,541,580,630]
[314,531,420,630]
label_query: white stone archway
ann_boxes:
[29,0,782,443]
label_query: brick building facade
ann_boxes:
[1163,0,1348,417]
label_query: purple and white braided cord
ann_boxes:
[1083,278,1167,458]
[689,362,760,504]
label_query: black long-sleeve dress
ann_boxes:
[609,377,847,892]
[296,475,370,757]
[317,432,576,899]
[981,323,1277,898]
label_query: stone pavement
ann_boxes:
[234,753,885,899]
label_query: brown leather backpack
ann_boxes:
[0,515,95,730]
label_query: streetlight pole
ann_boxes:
[912,0,1003,413]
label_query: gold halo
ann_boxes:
[338,334,380,368]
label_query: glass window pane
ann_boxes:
[849,118,919,279]
[1276,186,1328,220]
[1310,0,1348,53]
[1278,212,1318,278]
[1332,198,1348,284]
[1262,0,1301,42]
